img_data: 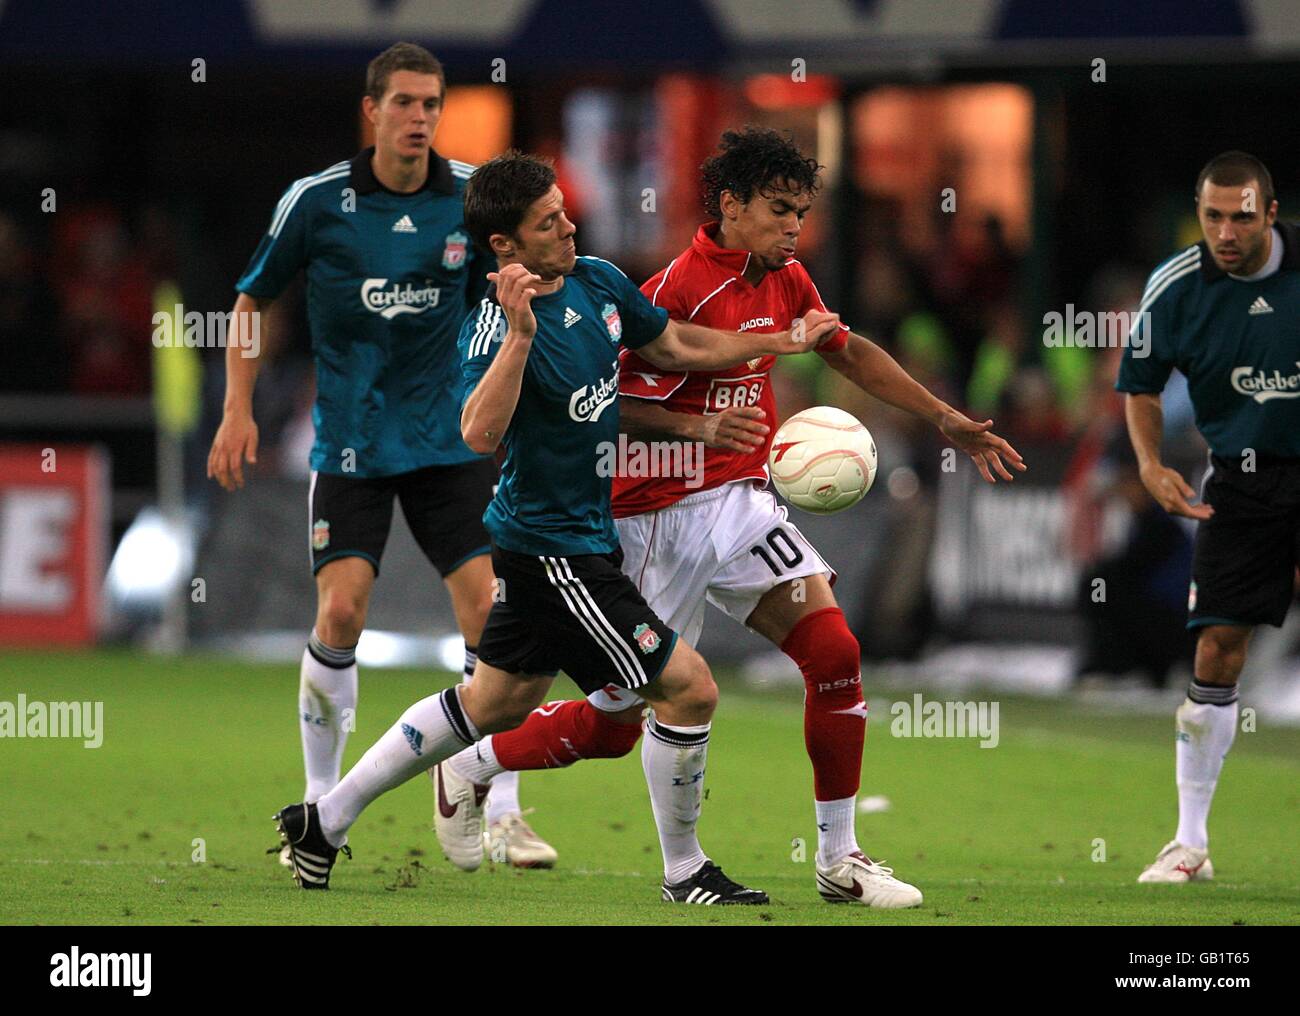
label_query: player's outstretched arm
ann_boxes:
[619,399,769,453]
[821,332,1026,483]
[207,292,270,491]
[1124,392,1213,520]
[460,265,539,454]
[637,311,841,373]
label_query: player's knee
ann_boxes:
[784,607,862,698]
[809,626,861,685]
[460,583,496,635]
[584,706,645,758]
[668,649,718,720]
[317,589,366,644]
[1196,626,1249,683]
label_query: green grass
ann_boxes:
[2,649,1298,925]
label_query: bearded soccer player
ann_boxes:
[437,127,1024,907]
[1119,152,1300,884]
[208,43,554,868]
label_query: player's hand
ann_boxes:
[207,410,259,491]
[487,264,540,341]
[1139,461,1214,519]
[699,406,769,452]
[782,310,841,352]
[938,410,1027,483]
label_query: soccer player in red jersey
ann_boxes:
[437,127,1024,906]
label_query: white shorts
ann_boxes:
[588,480,834,712]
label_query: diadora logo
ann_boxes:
[564,307,583,328]
[738,316,775,332]
[771,440,802,463]
[1248,296,1273,315]
[392,215,417,233]
[568,370,619,422]
[361,278,441,319]
[1230,363,1300,402]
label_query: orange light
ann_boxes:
[358,85,512,163]
[744,74,839,110]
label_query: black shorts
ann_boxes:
[308,459,495,577]
[477,544,678,694]
[1189,454,1300,629]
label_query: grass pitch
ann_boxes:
[2,649,1297,925]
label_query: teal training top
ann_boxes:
[459,256,670,556]
[236,148,490,477]
[1118,222,1300,458]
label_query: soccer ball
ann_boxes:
[768,406,877,515]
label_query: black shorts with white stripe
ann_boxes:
[477,543,678,694]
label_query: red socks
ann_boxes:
[493,699,643,770]
[780,607,866,800]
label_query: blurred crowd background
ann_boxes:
[4,0,1300,699]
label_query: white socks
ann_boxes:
[642,711,710,884]
[300,631,358,802]
[445,736,523,824]
[450,736,505,785]
[1174,682,1239,850]
[317,687,478,847]
[814,796,859,867]
[456,648,521,825]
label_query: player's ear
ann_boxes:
[719,189,741,221]
[361,94,379,126]
[488,232,516,259]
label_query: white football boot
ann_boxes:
[816,851,923,908]
[1137,840,1214,883]
[484,811,558,869]
[433,761,488,871]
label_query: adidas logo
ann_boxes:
[392,215,417,234]
[401,722,424,755]
[564,307,583,328]
[1248,296,1273,315]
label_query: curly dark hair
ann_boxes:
[463,149,557,253]
[700,127,823,220]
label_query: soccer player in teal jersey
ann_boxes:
[208,43,554,868]
[273,151,842,898]
[1118,151,1300,883]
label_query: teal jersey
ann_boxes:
[459,256,670,556]
[1118,223,1300,457]
[236,148,491,478]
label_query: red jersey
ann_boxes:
[613,222,851,517]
